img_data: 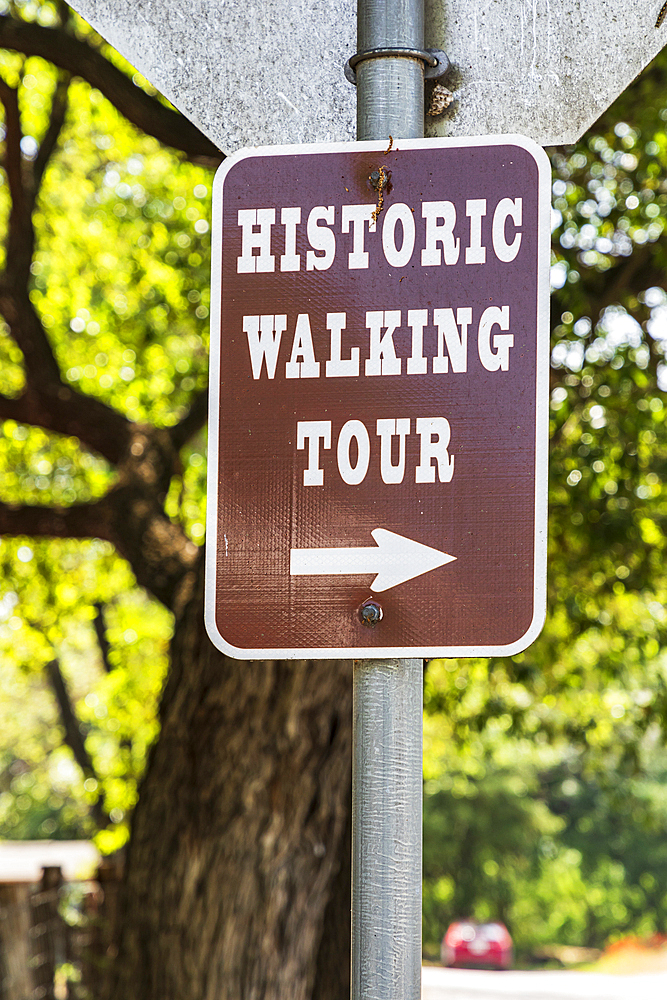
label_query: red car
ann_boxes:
[440,920,513,970]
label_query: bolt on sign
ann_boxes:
[205,136,550,659]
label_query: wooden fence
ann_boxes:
[0,862,121,1000]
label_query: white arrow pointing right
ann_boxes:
[289,528,456,593]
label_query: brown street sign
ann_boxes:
[205,137,550,659]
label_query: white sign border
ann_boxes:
[205,134,551,660]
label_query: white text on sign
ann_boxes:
[296,417,454,487]
[236,199,523,272]
[243,307,514,380]
[235,192,526,498]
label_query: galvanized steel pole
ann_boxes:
[356,0,425,140]
[352,5,425,996]
[352,658,423,1000]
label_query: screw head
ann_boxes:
[359,599,383,627]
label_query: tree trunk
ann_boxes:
[109,555,353,1000]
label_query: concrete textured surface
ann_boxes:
[422,965,667,1000]
[66,0,667,151]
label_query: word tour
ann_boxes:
[297,416,454,487]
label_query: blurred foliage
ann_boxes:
[424,46,667,958]
[423,680,667,956]
[0,3,209,851]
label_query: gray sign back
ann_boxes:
[68,0,667,150]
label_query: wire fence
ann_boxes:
[0,863,121,1000]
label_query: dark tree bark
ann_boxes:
[108,558,353,1000]
[94,604,113,673]
[311,793,352,1000]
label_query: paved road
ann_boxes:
[422,965,667,1000]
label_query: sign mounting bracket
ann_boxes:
[344,47,450,84]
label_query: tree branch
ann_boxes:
[0,15,223,166]
[0,71,74,381]
[0,496,114,542]
[0,73,136,464]
[93,603,113,673]
[0,379,133,465]
[169,389,208,451]
[0,77,24,224]
[0,76,33,286]
[45,657,110,829]
[551,244,664,333]
[0,21,205,611]
[0,480,199,614]
[33,72,69,192]
[585,246,657,318]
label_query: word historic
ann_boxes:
[236,198,524,272]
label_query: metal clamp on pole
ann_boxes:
[344,47,450,85]
[354,0,429,141]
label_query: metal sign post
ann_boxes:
[352,658,423,1000]
[353,2,425,998]
[204,7,549,1000]
[206,44,550,1000]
